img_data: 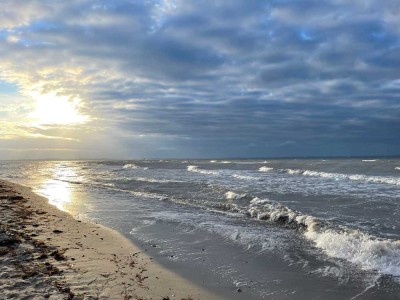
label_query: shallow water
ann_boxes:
[1,158,400,299]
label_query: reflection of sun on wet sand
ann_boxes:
[0,179,220,299]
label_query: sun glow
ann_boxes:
[28,92,89,125]
[36,163,87,213]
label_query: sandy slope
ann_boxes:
[0,179,221,300]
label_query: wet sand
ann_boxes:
[0,179,221,299]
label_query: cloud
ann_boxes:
[0,0,399,158]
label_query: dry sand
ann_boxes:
[0,179,222,300]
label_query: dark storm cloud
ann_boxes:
[1,0,400,157]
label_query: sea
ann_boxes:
[1,158,400,299]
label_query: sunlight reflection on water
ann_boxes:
[35,163,83,213]
[38,179,73,211]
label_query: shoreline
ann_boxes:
[0,179,221,299]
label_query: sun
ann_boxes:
[28,92,89,126]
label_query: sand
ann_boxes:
[0,179,222,300]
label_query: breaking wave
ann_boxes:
[305,227,400,277]
[133,177,184,184]
[225,191,247,200]
[232,174,256,180]
[283,169,400,185]
[123,163,148,170]
[187,165,219,175]
[245,197,400,277]
[259,166,273,172]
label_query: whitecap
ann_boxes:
[246,197,400,277]
[187,165,219,175]
[304,227,400,277]
[123,163,148,170]
[286,169,303,175]
[232,174,256,180]
[259,166,273,172]
[123,163,138,169]
[284,168,400,185]
[225,191,246,200]
[133,177,183,183]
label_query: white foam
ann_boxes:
[247,197,300,224]
[286,169,303,175]
[225,191,246,200]
[210,160,217,163]
[259,166,273,172]
[128,190,167,200]
[221,161,232,164]
[395,167,400,171]
[123,163,138,169]
[232,174,256,180]
[285,168,400,185]
[304,227,400,277]
[187,165,219,175]
[247,197,400,277]
[123,163,148,170]
[362,160,377,162]
[133,177,183,183]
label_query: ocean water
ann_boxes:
[1,158,400,299]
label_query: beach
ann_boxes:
[1,159,400,299]
[0,179,220,300]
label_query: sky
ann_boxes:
[0,0,400,159]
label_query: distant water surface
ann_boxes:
[1,158,400,299]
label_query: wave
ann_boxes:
[259,166,273,172]
[395,167,400,171]
[56,178,84,185]
[94,182,116,188]
[283,169,400,185]
[123,163,138,169]
[305,228,400,277]
[286,169,303,175]
[133,177,184,184]
[245,197,400,277]
[213,202,241,213]
[108,186,167,200]
[187,165,219,175]
[128,190,168,200]
[232,174,257,180]
[362,160,377,162]
[225,191,247,200]
[123,163,148,170]
[247,197,316,229]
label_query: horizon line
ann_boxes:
[1,154,400,161]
